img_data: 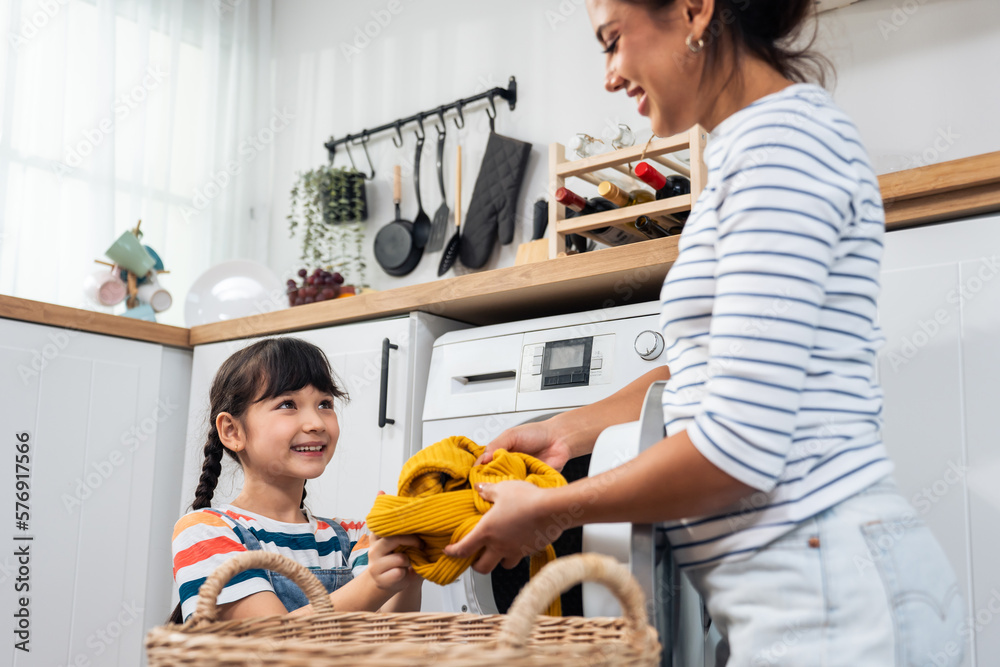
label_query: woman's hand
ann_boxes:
[367,533,423,596]
[478,419,572,471]
[444,481,567,574]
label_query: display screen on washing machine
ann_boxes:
[541,337,593,390]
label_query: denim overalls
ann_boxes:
[205,508,355,612]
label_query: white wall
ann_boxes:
[267,0,1000,291]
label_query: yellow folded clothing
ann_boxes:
[366,435,567,615]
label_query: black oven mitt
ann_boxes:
[459,132,532,269]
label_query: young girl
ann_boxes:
[170,337,421,623]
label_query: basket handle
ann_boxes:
[190,551,334,624]
[496,553,654,650]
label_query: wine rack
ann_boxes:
[547,125,708,258]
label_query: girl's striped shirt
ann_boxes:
[660,83,893,568]
[172,505,370,620]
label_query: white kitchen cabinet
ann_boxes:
[878,212,1000,667]
[177,312,468,526]
[0,317,191,667]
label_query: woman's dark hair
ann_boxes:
[168,337,346,624]
[625,0,831,87]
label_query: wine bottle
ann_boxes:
[634,215,677,238]
[555,187,637,247]
[634,161,692,222]
[597,181,656,207]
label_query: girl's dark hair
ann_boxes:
[626,0,831,87]
[169,337,346,624]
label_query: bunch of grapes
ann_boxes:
[287,268,346,306]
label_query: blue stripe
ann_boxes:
[734,123,867,161]
[829,271,880,285]
[666,332,710,352]
[798,406,882,416]
[733,142,866,180]
[705,409,792,437]
[802,386,876,400]
[845,253,879,264]
[709,393,797,416]
[693,419,780,479]
[670,520,800,551]
[240,528,345,556]
[843,235,884,248]
[662,294,715,306]
[716,270,825,289]
[711,334,811,351]
[179,569,268,605]
[717,94,860,150]
[815,325,873,342]
[827,291,877,307]
[713,356,806,372]
[723,164,853,200]
[661,312,713,328]
[679,546,762,569]
[718,228,833,248]
[810,441,883,473]
[726,184,847,218]
[709,375,798,394]
[719,206,841,235]
[811,354,871,366]
[717,292,823,310]
[668,361,708,378]
[721,250,830,270]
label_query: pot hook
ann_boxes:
[352,132,376,180]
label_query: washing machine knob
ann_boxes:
[634,330,665,361]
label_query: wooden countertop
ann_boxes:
[0,294,191,348]
[2,151,998,348]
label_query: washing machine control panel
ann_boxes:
[519,334,614,393]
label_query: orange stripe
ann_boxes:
[173,536,245,577]
[352,534,370,553]
[172,511,231,540]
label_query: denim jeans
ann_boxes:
[684,477,965,666]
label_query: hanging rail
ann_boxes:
[324,76,517,176]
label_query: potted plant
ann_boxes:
[287,165,368,288]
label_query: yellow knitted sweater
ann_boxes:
[366,435,567,614]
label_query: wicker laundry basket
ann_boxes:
[147,550,661,667]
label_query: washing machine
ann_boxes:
[421,301,719,666]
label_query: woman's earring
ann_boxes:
[686,34,705,54]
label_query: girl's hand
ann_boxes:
[444,481,564,573]
[367,533,423,595]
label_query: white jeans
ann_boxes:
[683,477,965,666]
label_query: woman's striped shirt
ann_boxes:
[660,83,894,569]
[172,505,370,620]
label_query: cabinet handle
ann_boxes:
[379,338,398,428]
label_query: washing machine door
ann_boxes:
[582,382,718,667]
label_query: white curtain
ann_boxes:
[0,0,274,326]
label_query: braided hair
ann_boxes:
[169,337,346,623]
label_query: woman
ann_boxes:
[445,1,965,664]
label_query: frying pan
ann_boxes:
[437,145,462,276]
[374,165,424,276]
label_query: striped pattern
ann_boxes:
[172,505,369,620]
[660,84,894,569]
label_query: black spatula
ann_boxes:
[427,128,449,251]
[437,145,462,276]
